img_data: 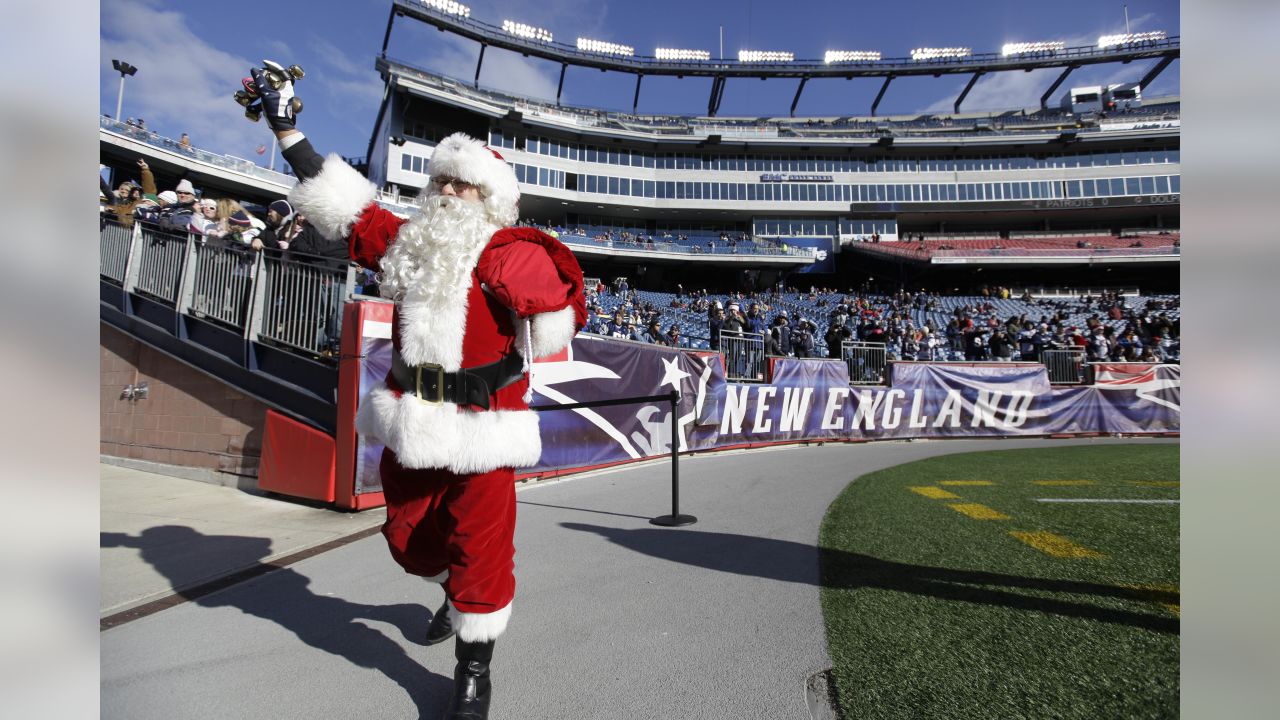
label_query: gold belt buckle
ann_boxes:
[414,363,446,405]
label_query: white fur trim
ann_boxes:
[429,133,520,228]
[514,305,579,360]
[356,384,541,472]
[288,154,378,241]
[449,602,512,642]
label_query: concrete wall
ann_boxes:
[101,323,266,481]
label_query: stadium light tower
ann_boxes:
[111,59,137,121]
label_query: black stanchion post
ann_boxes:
[651,389,696,527]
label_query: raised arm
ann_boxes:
[239,61,402,268]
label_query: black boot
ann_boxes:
[442,638,494,720]
[426,598,454,646]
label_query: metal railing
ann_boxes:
[258,254,351,355]
[100,220,133,283]
[132,226,190,303]
[184,242,257,328]
[1043,347,1087,384]
[101,222,358,359]
[843,341,889,385]
[720,331,766,382]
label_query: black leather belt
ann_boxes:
[390,352,526,410]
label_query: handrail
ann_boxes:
[531,390,695,526]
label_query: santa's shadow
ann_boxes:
[103,526,452,714]
[561,522,1178,634]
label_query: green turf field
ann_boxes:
[819,444,1179,720]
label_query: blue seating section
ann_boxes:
[580,289,1180,361]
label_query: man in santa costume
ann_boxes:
[241,63,586,719]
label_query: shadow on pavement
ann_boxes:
[102,526,452,715]
[561,522,1178,634]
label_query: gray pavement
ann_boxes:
[100,437,1175,720]
[100,462,385,617]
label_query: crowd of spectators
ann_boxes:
[101,154,356,355]
[577,281,1179,365]
[101,155,346,258]
[580,278,689,348]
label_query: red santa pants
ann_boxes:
[378,449,516,615]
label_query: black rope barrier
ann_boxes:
[530,390,696,527]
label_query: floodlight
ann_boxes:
[1001,41,1066,56]
[910,47,971,61]
[1097,31,1167,48]
[738,50,795,63]
[577,38,635,56]
[111,59,138,120]
[503,20,552,43]
[420,0,471,18]
[824,50,881,63]
[656,48,712,61]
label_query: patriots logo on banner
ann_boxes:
[529,336,725,471]
[1093,363,1181,413]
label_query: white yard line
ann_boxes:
[1035,498,1180,504]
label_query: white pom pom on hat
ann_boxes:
[427,133,520,227]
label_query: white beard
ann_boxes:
[378,193,501,369]
[378,193,499,302]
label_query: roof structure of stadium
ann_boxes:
[363,53,1179,244]
[384,0,1179,117]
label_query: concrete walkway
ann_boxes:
[100,462,385,617]
[100,437,1174,720]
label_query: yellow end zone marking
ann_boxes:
[1129,481,1180,488]
[1032,480,1095,486]
[1119,584,1181,616]
[939,481,994,486]
[909,486,960,500]
[947,503,1010,520]
[1009,531,1104,558]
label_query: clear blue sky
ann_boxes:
[101,0,1179,163]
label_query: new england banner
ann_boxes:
[352,328,1179,486]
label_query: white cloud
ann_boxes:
[400,29,561,102]
[306,34,385,132]
[100,0,276,161]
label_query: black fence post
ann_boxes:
[650,389,696,527]
[529,391,697,527]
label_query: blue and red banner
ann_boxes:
[349,316,1179,486]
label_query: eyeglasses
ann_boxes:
[430,176,480,193]
[177,191,195,197]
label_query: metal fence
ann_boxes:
[132,227,190,303]
[100,221,133,283]
[843,341,888,385]
[720,331,766,382]
[1043,347,1087,384]
[102,223,358,359]
[258,254,351,355]
[184,242,257,328]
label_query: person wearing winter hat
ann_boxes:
[259,199,297,250]
[241,59,585,720]
[110,158,157,227]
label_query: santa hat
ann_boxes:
[427,133,519,227]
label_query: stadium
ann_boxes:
[100,2,1180,718]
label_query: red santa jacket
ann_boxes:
[290,157,586,473]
